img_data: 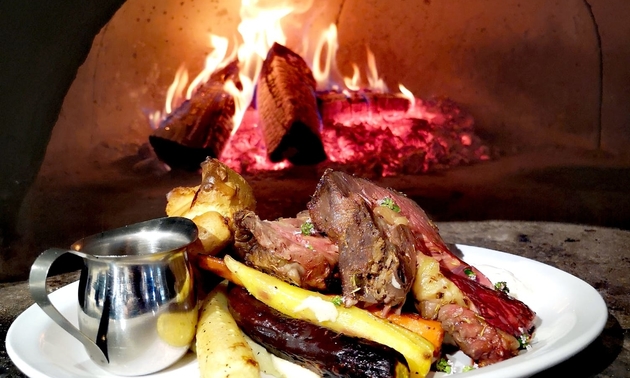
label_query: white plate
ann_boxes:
[6,245,607,378]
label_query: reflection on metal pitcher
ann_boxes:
[29,217,201,376]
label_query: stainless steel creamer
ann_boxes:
[29,217,200,376]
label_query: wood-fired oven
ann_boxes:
[1,0,629,281]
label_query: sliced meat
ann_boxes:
[445,270,535,338]
[307,170,416,310]
[334,170,493,288]
[438,304,520,366]
[233,210,339,292]
[313,169,535,337]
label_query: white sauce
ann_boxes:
[294,296,339,323]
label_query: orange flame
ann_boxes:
[224,0,298,139]
[165,65,188,115]
[398,83,415,111]
[366,47,388,92]
[344,63,361,91]
[186,35,232,99]
[153,1,398,130]
[312,24,339,90]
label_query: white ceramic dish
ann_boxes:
[6,245,608,378]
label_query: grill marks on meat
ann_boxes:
[233,210,339,291]
[307,170,416,310]
[438,305,520,366]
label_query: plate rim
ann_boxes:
[6,244,608,378]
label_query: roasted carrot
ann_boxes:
[199,254,443,357]
[378,312,444,355]
[197,255,243,286]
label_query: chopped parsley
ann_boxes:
[331,296,343,306]
[463,267,476,280]
[301,220,315,236]
[379,197,401,212]
[435,358,452,374]
[494,281,510,294]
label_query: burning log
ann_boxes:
[317,90,409,126]
[149,61,241,171]
[256,43,326,165]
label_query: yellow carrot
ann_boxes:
[224,255,434,377]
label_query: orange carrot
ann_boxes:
[379,312,444,355]
[197,255,243,286]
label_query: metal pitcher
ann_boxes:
[29,217,201,376]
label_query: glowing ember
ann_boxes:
[146,0,490,177]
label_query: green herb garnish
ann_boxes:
[301,220,314,236]
[331,296,343,306]
[379,197,401,212]
[462,365,475,372]
[494,281,510,294]
[435,358,452,374]
[463,267,476,280]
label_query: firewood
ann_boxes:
[256,43,326,165]
[149,60,241,170]
[317,90,409,126]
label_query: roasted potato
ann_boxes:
[166,158,256,254]
[412,254,468,320]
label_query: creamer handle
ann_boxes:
[29,248,109,366]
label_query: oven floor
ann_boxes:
[2,146,629,281]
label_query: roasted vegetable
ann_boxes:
[228,285,410,378]
[412,254,469,319]
[166,158,256,254]
[376,312,444,356]
[196,281,260,378]
[224,255,435,377]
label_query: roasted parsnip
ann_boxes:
[196,281,259,378]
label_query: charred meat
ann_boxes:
[307,169,416,310]
[233,210,339,292]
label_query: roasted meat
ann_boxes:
[307,170,416,310]
[233,210,339,292]
[312,169,535,337]
[307,169,535,366]
[438,304,520,366]
[320,169,493,288]
[444,270,534,338]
